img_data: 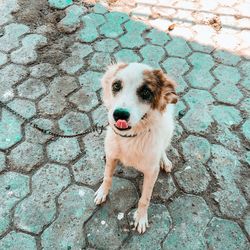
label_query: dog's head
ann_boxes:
[101,62,178,132]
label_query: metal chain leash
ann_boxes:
[0,100,107,138]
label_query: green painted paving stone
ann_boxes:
[59,56,84,75]
[162,57,190,76]
[245,151,250,165]
[239,61,250,77]
[240,98,250,115]
[47,138,80,164]
[163,195,212,250]
[0,0,19,26]
[17,78,47,99]
[14,163,70,234]
[146,28,170,46]
[173,123,183,140]
[213,50,241,66]
[82,13,105,26]
[92,105,108,126]
[123,204,172,250]
[0,172,29,236]
[212,82,243,105]
[58,4,86,33]
[70,43,93,58]
[7,99,36,119]
[204,217,249,250]
[93,3,108,14]
[30,63,58,78]
[174,162,211,194]
[241,119,250,141]
[208,144,247,218]
[73,132,105,185]
[181,135,211,163]
[211,105,242,127]
[140,44,165,68]
[0,152,6,172]
[41,185,95,250]
[69,89,99,112]
[0,110,22,150]
[94,39,119,53]
[48,0,72,9]
[186,69,215,89]
[243,212,250,236]
[189,41,214,53]
[79,71,102,92]
[188,52,214,70]
[165,37,191,58]
[0,23,30,52]
[105,11,129,24]
[114,49,141,63]
[89,52,112,71]
[9,141,44,172]
[175,100,186,118]
[241,76,250,91]
[0,52,7,66]
[58,111,90,135]
[175,76,188,93]
[0,231,36,250]
[213,64,240,85]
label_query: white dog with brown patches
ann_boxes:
[94,62,178,234]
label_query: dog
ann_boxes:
[94,62,178,234]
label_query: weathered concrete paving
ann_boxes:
[0,0,249,249]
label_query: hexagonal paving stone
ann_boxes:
[0,152,6,172]
[140,44,165,68]
[47,138,80,164]
[213,50,241,66]
[243,211,250,237]
[0,23,30,52]
[213,65,240,85]
[0,110,22,150]
[162,57,190,76]
[0,172,29,236]
[94,39,119,52]
[41,185,95,249]
[239,61,250,91]
[93,3,108,14]
[89,52,112,71]
[79,71,102,92]
[240,98,250,115]
[163,195,212,250]
[123,204,172,250]
[92,105,108,126]
[174,162,211,194]
[189,52,214,70]
[48,0,72,9]
[0,52,7,66]
[70,42,93,58]
[100,12,129,38]
[208,144,248,218]
[165,37,191,58]
[14,163,70,234]
[186,69,215,89]
[17,78,47,99]
[58,111,90,135]
[59,56,85,75]
[0,0,20,26]
[72,132,105,185]
[11,34,47,65]
[69,89,99,112]
[7,99,36,119]
[204,217,249,250]
[212,82,243,105]
[9,141,44,172]
[211,105,242,127]
[58,4,86,33]
[181,135,211,163]
[114,49,141,63]
[146,28,170,46]
[0,232,36,250]
[119,20,148,48]
[30,63,58,78]
[241,119,250,141]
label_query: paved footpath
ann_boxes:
[0,0,249,249]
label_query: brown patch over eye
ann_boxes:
[143,69,178,111]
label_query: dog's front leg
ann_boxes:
[94,157,117,205]
[134,168,159,234]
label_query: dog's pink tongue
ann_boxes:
[116,119,128,129]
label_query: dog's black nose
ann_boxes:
[113,108,130,121]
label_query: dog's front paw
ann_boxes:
[133,209,149,234]
[160,155,173,173]
[94,184,109,205]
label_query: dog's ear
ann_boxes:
[153,69,178,110]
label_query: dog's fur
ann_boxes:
[94,62,178,233]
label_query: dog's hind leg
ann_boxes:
[94,157,117,205]
[160,152,172,173]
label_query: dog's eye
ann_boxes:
[112,80,122,93]
[139,86,153,101]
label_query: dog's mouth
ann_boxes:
[114,119,131,131]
